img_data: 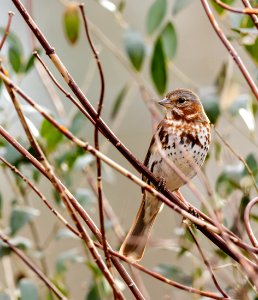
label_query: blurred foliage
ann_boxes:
[124,29,145,71]
[63,2,80,45]
[0,0,258,299]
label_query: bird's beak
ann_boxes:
[158,97,171,108]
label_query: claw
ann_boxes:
[157,177,166,192]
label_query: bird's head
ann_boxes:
[159,88,209,123]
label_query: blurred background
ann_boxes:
[0,0,257,299]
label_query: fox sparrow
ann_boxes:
[119,88,211,261]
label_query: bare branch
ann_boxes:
[0,11,14,51]
[0,156,80,238]
[187,225,230,298]
[241,0,258,29]
[0,232,67,300]
[213,0,258,15]
[201,0,258,100]
[79,3,112,274]
[244,197,258,247]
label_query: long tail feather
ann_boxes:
[119,195,161,261]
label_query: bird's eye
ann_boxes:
[178,97,186,104]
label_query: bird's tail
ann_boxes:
[119,194,162,261]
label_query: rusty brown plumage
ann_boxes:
[120,89,211,261]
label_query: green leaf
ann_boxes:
[216,164,244,198]
[211,0,235,15]
[201,96,220,124]
[19,279,38,300]
[245,37,258,65]
[151,38,167,94]
[32,170,40,183]
[63,3,80,45]
[215,62,227,93]
[56,146,85,170]
[110,85,129,119]
[172,0,192,15]
[243,154,258,185]
[240,14,255,29]
[10,207,40,236]
[24,54,36,73]
[0,29,23,52]
[214,140,222,162]
[56,249,83,274]
[146,0,167,35]
[86,284,101,300]
[160,22,177,60]
[118,0,126,13]
[154,264,192,285]
[86,262,113,300]
[240,195,250,220]
[70,111,86,135]
[124,29,145,71]
[40,119,64,152]
[8,46,22,73]
[0,237,32,258]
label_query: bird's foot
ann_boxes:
[187,207,204,229]
[157,177,166,192]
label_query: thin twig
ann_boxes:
[244,197,258,247]
[79,3,112,274]
[214,0,258,14]
[213,125,258,193]
[84,166,124,241]
[0,69,143,298]
[33,51,95,125]
[0,232,67,300]
[0,156,80,238]
[2,119,258,292]
[93,242,227,300]
[6,1,258,286]
[201,0,258,100]
[241,0,258,29]
[1,69,258,257]
[0,12,14,51]
[187,225,230,298]
[1,66,124,300]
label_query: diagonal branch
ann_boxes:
[0,232,67,300]
[1,66,124,299]
[241,0,258,29]
[0,11,14,51]
[201,0,258,100]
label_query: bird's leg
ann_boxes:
[188,206,200,219]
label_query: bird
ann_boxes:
[119,88,211,261]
